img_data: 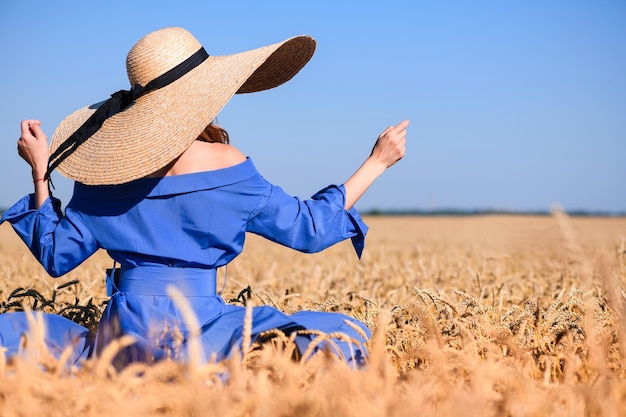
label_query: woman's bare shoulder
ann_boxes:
[184,141,247,171]
[153,141,247,177]
[194,142,246,165]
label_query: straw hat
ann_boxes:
[48,27,316,185]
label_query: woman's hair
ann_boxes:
[197,122,230,144]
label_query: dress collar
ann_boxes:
[73,158,258,200]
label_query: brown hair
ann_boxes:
[197,122,230,144]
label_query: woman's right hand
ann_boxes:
[370,119,409,168]
[17,119,49,179]
[343,119,410,210]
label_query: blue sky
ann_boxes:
[1,1,624,213]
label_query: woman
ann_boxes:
[0,27,408,367]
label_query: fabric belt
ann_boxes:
[107,265,217,297]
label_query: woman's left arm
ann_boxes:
[17,119,50,208]
[2,196,99,277]
[3,120,99,276]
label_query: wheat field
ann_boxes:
[0,213,625,417]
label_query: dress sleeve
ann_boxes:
[0,194,98,277]
[246,183,368,258]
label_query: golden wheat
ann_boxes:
[0,214,625,416]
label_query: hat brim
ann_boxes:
[49,35,315,185]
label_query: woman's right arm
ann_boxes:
[343,120,409,210]
[246,120,408,258]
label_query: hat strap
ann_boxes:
[46,47,210,182]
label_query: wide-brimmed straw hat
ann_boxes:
[48,27,315,185]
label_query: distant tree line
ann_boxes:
[362,208,626,217]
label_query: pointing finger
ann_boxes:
[393,119,410,133]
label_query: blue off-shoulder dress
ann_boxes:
[0,158,370,367]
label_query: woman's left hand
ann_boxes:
[17,119,49,179]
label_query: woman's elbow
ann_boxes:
[38,255,79,278]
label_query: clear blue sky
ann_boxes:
[1,1,624,213]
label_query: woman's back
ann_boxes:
[68,157,267,269]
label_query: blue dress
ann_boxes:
[0,158,370,367]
